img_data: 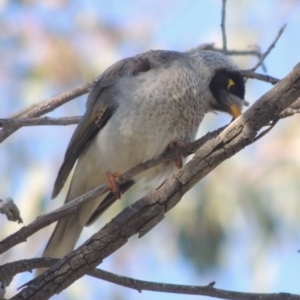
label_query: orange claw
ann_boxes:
[106,172,123,199]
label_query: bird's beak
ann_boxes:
[213,91,243,119]
[229,103,242,119]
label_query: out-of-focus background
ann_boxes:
[1,0,300,299]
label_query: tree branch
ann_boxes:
[240,70,279,84]
[10,63,300,299]
[0,258,57,282]
[3,87,295,131]
[190,44,264,60]
[88,269,299,300]
[0,205,79,255]
[221,0,227,51]
[1,258,300,300]
[250,24,287,72]
[0,80,95,143]
[0,116,81,127]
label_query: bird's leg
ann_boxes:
[106,172,123,199]
[168,140,188,169]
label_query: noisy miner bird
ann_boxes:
[43,49,245,259]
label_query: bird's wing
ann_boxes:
[52,50,180,199]
[51,106,115,198]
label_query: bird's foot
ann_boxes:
[168,140,188,169]
[106,172,123,199]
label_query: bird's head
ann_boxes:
[190,50,246,119]
[209,68,245,118]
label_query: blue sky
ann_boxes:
[1,1,300,299]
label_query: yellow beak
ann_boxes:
[229,103,242,119]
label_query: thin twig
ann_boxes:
[0,79,95,143]
[3,257,300,300]
[250,24,287,72]
[241,70,280,85]
[199,24,286,76]
[189,44,268,72]
[0,116,81,127]
[0,258,57,282]
[221,0,227,51]
[0,205,79,255]
[1,258,300,300]
[88,269,299,299]
[225,49,261,57]
[189,44,263,59]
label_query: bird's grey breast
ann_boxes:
[93,56,208,183]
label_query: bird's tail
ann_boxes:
[43,214,83,259]
[36,214,83,276]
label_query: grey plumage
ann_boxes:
[42,50,246,261]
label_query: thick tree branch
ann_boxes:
[10,63,300,299]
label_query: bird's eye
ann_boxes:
[227,78,235,90]
[227,78,238,95]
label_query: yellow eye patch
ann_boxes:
[227,78,235,90]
